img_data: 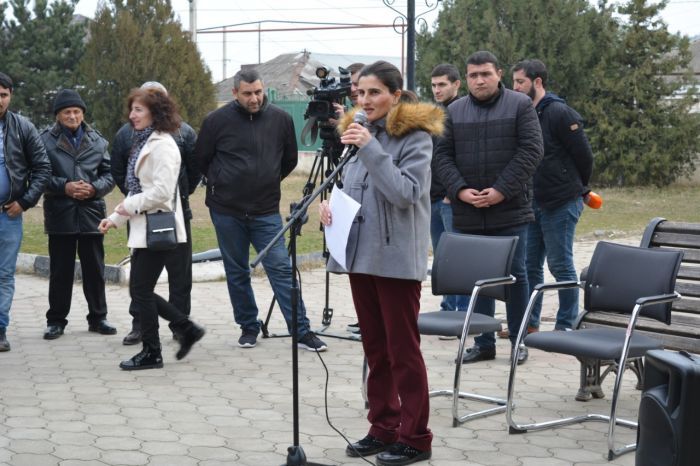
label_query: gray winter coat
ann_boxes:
[327,103,445,281]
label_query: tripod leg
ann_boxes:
[260,297,276,338]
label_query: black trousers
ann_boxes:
[129,220,192,331]
[46,234,108,327]
[129,247,190,350]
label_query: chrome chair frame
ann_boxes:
[418,232,519,426]
[506,241,682,460]
[430,275,516,426]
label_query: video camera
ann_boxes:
[304,66,351,141]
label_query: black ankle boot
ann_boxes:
[176,321,205,360]
[119,346,163,370]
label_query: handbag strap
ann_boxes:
[169,186,178,212]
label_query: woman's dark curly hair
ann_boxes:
[126,87,181,133]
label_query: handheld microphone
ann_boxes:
[342,110,368,159]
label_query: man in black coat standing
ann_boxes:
[512,59,594,332]
[110,81,200,345]
[435,51,543,365]
[42,89,117,340]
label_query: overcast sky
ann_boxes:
[71,0,700,83]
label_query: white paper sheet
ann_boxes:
[325,185,361,271]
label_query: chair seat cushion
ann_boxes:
[418,311,502,337]
[524,327,663,360]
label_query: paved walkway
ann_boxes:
[1,236,642,465]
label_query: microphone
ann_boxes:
[342,110,368,159]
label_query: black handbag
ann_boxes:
[145,188,178,251]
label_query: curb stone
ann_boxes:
[16,251,325,285]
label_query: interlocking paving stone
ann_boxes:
[0,236,643,465]
[52,444,101,461]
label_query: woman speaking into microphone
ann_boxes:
[319,61,443,466]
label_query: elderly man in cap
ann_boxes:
[41,89,116,340]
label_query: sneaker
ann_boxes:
[297,332,328,352]
[347,322,361,334]
[238,330,258,348]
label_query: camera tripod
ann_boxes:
[260,136,360,342]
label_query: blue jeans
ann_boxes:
[430,199,468,311]
[526,198,583,330]
[0,211,23,329]
[210,210,310,337]
[458,224,529,350]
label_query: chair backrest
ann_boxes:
[432,232,518,301]
[584,241,683,324]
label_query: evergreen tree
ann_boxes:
[581,0,700,186]
[0,3,7,50]
[78,0,216,142]
[416,0,603,105]
[2,0,87,128]
[418,0,700,186]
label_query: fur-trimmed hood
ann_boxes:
[337,102,445,137]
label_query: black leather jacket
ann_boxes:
[41,123,115,234]
[0,111,51,210]
[111,121,199,220]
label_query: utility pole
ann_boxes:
[188,0,197,43]
[382,0,442,92]
[407,0,416,90]
[222,27,227,80]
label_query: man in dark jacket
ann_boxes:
[512,59,594,331]
[430,63,468,313]
[41,89,117,340]
[196,69,327,352]
[0,72,52,351]
[111,81,200,345]
[435,51,543,365]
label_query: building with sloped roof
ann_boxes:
[214,50,401,106]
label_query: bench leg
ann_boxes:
[576,356,645,401]
[576,357,605,401]
[629,357,644,390]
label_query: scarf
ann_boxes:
[126,126,154,195]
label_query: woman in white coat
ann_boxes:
[99,88,204,370]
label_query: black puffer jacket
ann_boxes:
[195,96,297,218]
[435,84,543,232]
[41,123,115,234]
[111,121,199,220]
[533,93,593,210]
[1,111,51,209]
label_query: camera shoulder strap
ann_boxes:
[301,116,319,147]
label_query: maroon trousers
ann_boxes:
[349,273,432,452]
